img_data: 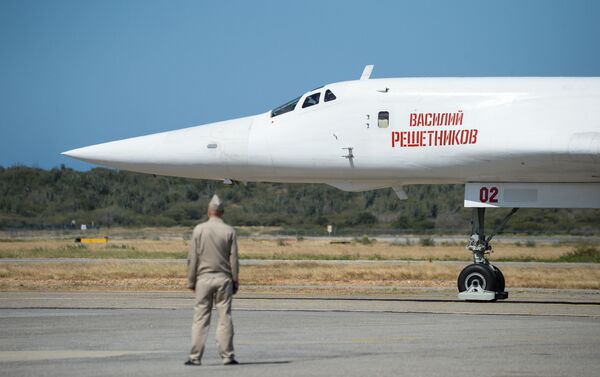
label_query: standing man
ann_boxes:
[185,194,239,366]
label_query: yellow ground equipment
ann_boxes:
[75,237,109,244]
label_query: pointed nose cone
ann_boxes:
[61,129,199,168]
[62,115,254,179]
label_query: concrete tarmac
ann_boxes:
[1,291,600,377]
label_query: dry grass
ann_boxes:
[242,262,456,287]
[240,263,600,290]
[0,263,184,290]
[1,261,599,291]
[1,235,598,292]
[239,239,573,261]
[0,238,575,260]
[0,239,188,254]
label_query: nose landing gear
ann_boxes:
[457,208,517,301]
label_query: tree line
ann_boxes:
[0,165,598,235]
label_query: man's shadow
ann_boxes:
[236,361,291,366]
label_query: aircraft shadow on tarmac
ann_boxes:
[238,296,600,306]
[498,299,600,306]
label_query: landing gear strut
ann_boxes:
[457,208,518,301]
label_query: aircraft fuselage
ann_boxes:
[64,76,600,192]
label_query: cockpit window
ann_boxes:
[324,89,337,102]
[271,96,301,117]
[302,92,321,108]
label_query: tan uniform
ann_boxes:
[187,217,239,363]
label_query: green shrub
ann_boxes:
[558,244,600,263]
[355,236,373,245]
[419,237,435,247]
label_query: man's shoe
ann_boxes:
[184,359,201,366]
[224,358,239,365]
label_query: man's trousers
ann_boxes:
[189,273,234,362]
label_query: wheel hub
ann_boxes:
[464,272,487,290]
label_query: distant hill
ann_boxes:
[0,165,598,235]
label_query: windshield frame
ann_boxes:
[271,96,301,117]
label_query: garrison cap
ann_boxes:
[208,194,224,212]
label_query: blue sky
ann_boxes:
[1,0,599,170]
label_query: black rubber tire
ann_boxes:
[457,264,498,293]
[491,265,505,293]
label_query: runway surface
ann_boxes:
[1,291,600,377]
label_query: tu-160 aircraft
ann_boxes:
[64,65,600,301]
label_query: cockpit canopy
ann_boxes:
[271,89,337,117]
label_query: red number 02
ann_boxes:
[479,186,499,203]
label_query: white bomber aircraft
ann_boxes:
[64,65,600,301]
